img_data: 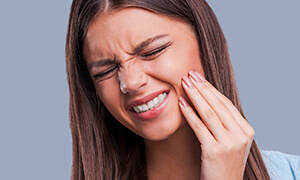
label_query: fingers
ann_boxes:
[188,71,243,134]
[179,96,216,144]
[179,71,254,143]
[199,73,255,138]
[181,75,227,141]
[179,71,254,180]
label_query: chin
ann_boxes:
[139,115,186,142]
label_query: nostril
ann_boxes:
[117,63,149,94]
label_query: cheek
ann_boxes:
[96,80,122,112]
[145,43,203,89]
[95,81,139,134]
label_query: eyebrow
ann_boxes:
[131,34,169,55]
[87,58,115,70]
[87,34,169,70]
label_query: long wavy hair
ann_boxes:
[66,0,270,179]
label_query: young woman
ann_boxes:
[66,0,299,179]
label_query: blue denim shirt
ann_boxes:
[261,150,300,179]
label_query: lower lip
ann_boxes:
[129,91,170,121]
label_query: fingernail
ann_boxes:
[189,71,202,83]
[182,75,194,88]
[195,71,206,82]
[179,96,189,107]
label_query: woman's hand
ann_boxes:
[179,71,254,180]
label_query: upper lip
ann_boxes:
[126,89,169,111]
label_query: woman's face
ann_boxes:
[84,8,203,141]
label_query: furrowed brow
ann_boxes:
[132,34,169,54]
[87,34,168,69]
[87,58,115,70]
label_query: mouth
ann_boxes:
[127,89,170,120]
[132,91,168,113]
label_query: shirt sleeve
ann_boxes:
[261,150,300,180]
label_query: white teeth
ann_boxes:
[158,94,165,102]
[137,106,143,112]
[147,100,154,109]
[142,104,149,111]
[133,106,139,113]
[132,92,167,113]
[153,97,159,104]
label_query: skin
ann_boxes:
[84,8,254,180]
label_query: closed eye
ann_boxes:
[139,41,173,59]
[140,46,167,58]
[94,67,118,80]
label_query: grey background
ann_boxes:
[0,0,298,179]
[208,0,300,156]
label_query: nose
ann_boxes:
[118,60,148,94]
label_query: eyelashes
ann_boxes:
[93,41,173,82]
[139,42,172,58]
[93,67,118,80]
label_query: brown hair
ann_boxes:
[66,0,270,179]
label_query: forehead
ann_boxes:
[84,7,194,61]
[86,8,180,41]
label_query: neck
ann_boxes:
[144,123,201,180]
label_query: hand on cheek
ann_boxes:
[179,71,255,180]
